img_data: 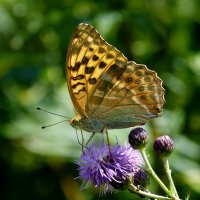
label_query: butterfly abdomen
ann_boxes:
[78,116,147,133]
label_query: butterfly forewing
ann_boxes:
[66,23,127,117]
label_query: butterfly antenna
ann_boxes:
[37,107,70,120]
[42,119,67,129]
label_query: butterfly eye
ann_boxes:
[69,118,79,128]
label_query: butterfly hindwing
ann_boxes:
[86,61,165,126]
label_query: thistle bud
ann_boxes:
[129,128,149,149]
[133,168,150,190]
[153,135,174,157]
[109,176,129,190]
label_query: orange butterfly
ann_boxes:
[66,23,165,133]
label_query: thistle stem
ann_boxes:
[140,148,173,197]
[129,184,171,200]
[164,159,179,198]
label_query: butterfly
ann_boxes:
[66,23,165,133]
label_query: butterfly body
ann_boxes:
[70,114,147,133]
[66,23,165,133]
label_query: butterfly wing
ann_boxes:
[86,61,165,127]
[66,23,127,117]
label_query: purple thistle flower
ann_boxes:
[76,141,144,193]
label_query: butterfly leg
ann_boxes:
[85,132,96,146]
[80,128,85,151]
[103,125,112,155]
[75,128,85,151]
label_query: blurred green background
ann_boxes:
[0,0,200,199]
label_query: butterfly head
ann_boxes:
[69,116,81,129]
[69,114,104,133]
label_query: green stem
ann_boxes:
[128,183,171,200]
[164,159,179,198]
[140,148,173,197]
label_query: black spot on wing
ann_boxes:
[85,66,95,74]
[71,74,84,80]
[72,62,81,71]
[89,47,94,52]
[99,61,107,69]
[92,55,99,61]
[89,78,97,85]
[82,56,89,65]
[98,47,106,53]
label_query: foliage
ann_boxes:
[0,0,200,199]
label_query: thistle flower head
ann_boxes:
[76,141,144,193]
